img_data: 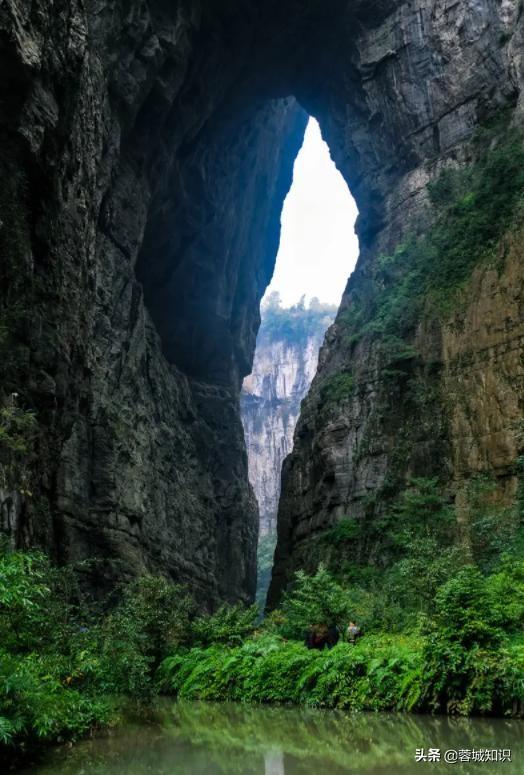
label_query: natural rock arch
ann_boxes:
[0,0,523,606]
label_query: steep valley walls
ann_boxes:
[0,0,307,605]
[268,2,524,603]
[1,1,524,607]
[241,303,336,537]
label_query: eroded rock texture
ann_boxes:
[1,0,523,607]
[241,303,335,536]
[268,0,524,604]
[0,0,306,605]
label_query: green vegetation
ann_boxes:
[320,371,354,405]
[0,549,111,754]
[0,550,197,760]
[260,293,336,347]
[0,400,38,493]
[160,564,521,715]
[161,476,523,718]
[341,131,524,347]
[277,564,352,639]
[191,604,259,648]
[320,131,524,419]
[0,474,523,764]
[256,533,277,609]
[160,634,425,710]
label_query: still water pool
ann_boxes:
[25,701,522,774]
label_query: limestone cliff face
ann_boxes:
[1,0,523,608]
[241,305,335,536]
[0,0,307,606]
[268,0,524,604]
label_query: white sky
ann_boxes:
[264,117,360,307]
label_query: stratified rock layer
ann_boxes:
[0,1,307,605]
[241,304,335,536]
[268,1,524,604]
[1,0,523,607]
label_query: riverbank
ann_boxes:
[1,505,523,764]
[159,632,522,716]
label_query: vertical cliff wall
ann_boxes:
[0,0,308,605]
[241,301,336,536]
[1,0,523,608]
[268,0,524,604]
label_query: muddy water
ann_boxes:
[25,701,522,774]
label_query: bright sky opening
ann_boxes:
[264,117,359,307]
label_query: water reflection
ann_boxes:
[25,701,523,774]
[265,751,284,775]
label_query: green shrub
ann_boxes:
[278,565,352,639]
[0,548,113,753]
[389,477,456,550]
[321,517,361,544]
[0,651,111,747]
[0,549,53,653]
[320,372,354,406]
[160,633,427,712]
[98,575,196,697]
[420,566,524,715]
[191,604,259,648]
[0,548,196,755]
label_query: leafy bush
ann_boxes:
[160,633,426,712]
[0,651,111,747]
[191,604,259,648]
[279,565,352,639]
[388,477,456,551]
[0,548,196,756]
[321,517,361,544]
[310,480,462,631]
[0,550,53,653]
[0,548,113,755]
[98,575,195,697]
[420,566,524,715]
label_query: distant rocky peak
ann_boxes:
[241,300,336,536]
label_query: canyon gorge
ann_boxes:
[1,0,524,610]
[241,299,336,538]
